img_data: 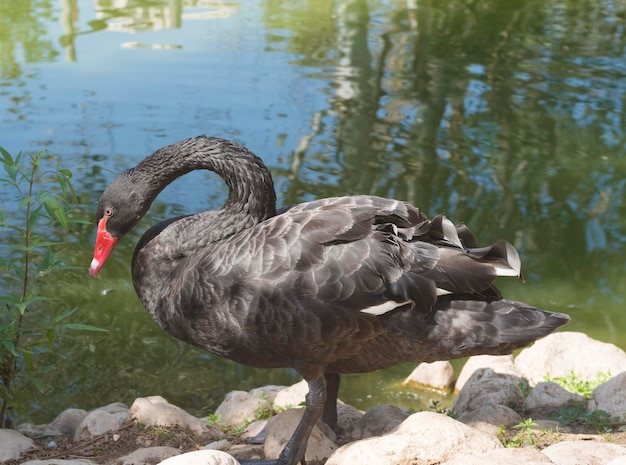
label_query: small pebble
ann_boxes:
[46,440,58,449]
[113,433,120,441]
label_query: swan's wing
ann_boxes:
[207,195,519,317]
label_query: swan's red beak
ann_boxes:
[90,217,118,278]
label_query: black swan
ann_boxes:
[90,136,569,465]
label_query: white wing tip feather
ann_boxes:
[493,263,521,277]
[361,300,412,316]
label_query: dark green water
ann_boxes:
[1,0,625,424]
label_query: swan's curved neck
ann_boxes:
[129,136,277,330]
[134,136,277,223]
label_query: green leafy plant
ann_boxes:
[544,370,611,398]
[499,418,538,447]
[205,413,222,426]
[551,402,587,426]
[255,397,290,422]
[551,402,623,432]
[428,399,455,417]
[229,425,247,435]
[0,147,104,427]
[583,409,623,433]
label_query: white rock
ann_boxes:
[117,446,180,464]
[404,361,455,391]
[0,428,37,462]
[452,368,525,416]
[73,409,129,441]
[444,447,554,464]
[130,396,214,435]
[541,440,626,465]
[273,380,309,410]
[516,332,626,385]
[350,404,408,440]
[588,371,626,418]
[158,449,240,465]
[325,412,501,465]
[214,390,270,427]
[264,408,336,465]
[525,381,587,414]
[456,354,521,391]
[18,408,88,438]
[607,457,626,465]
[248,385,286,403]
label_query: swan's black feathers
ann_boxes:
[134,193,566,373]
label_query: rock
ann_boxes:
[516,332,626,385]
[97,401,129,414]
[336,403,363,437]
[228,443,265,462]
[264,408,336,465]
[241,419,268,443]
[404,361,455,391]
[0,428,37,462]
[130,396,216,435]
[248,385,285,403]
[541,440,626,465]
[273,380,309,410]
[588,371,626,418]
[456,355,521,391]
[525,381,587,415]
[117,446,180,464]
[443,447,554,464]
[532,419,563,432]
[21,460,96,465]
[17,404,129,442]
[214,390,271,427]
[456,404,522,436]
[18,408,88,438]
[350,404,408,440]
[607,457,626,465]
[205,439,231,450]
[73,408,129,441]
[158,449,240,465]
[326,412,501,465]
[452,368,525,416]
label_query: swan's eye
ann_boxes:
[104,208,114,217]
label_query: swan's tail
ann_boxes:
[424,297,570,359]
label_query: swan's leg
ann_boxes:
[276,377,326,465]
[238,377,327,465]
[322,372,340,433]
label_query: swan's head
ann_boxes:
[90,169,151,277]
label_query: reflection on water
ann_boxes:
[0,0,625,424]
[59,0,238,61]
